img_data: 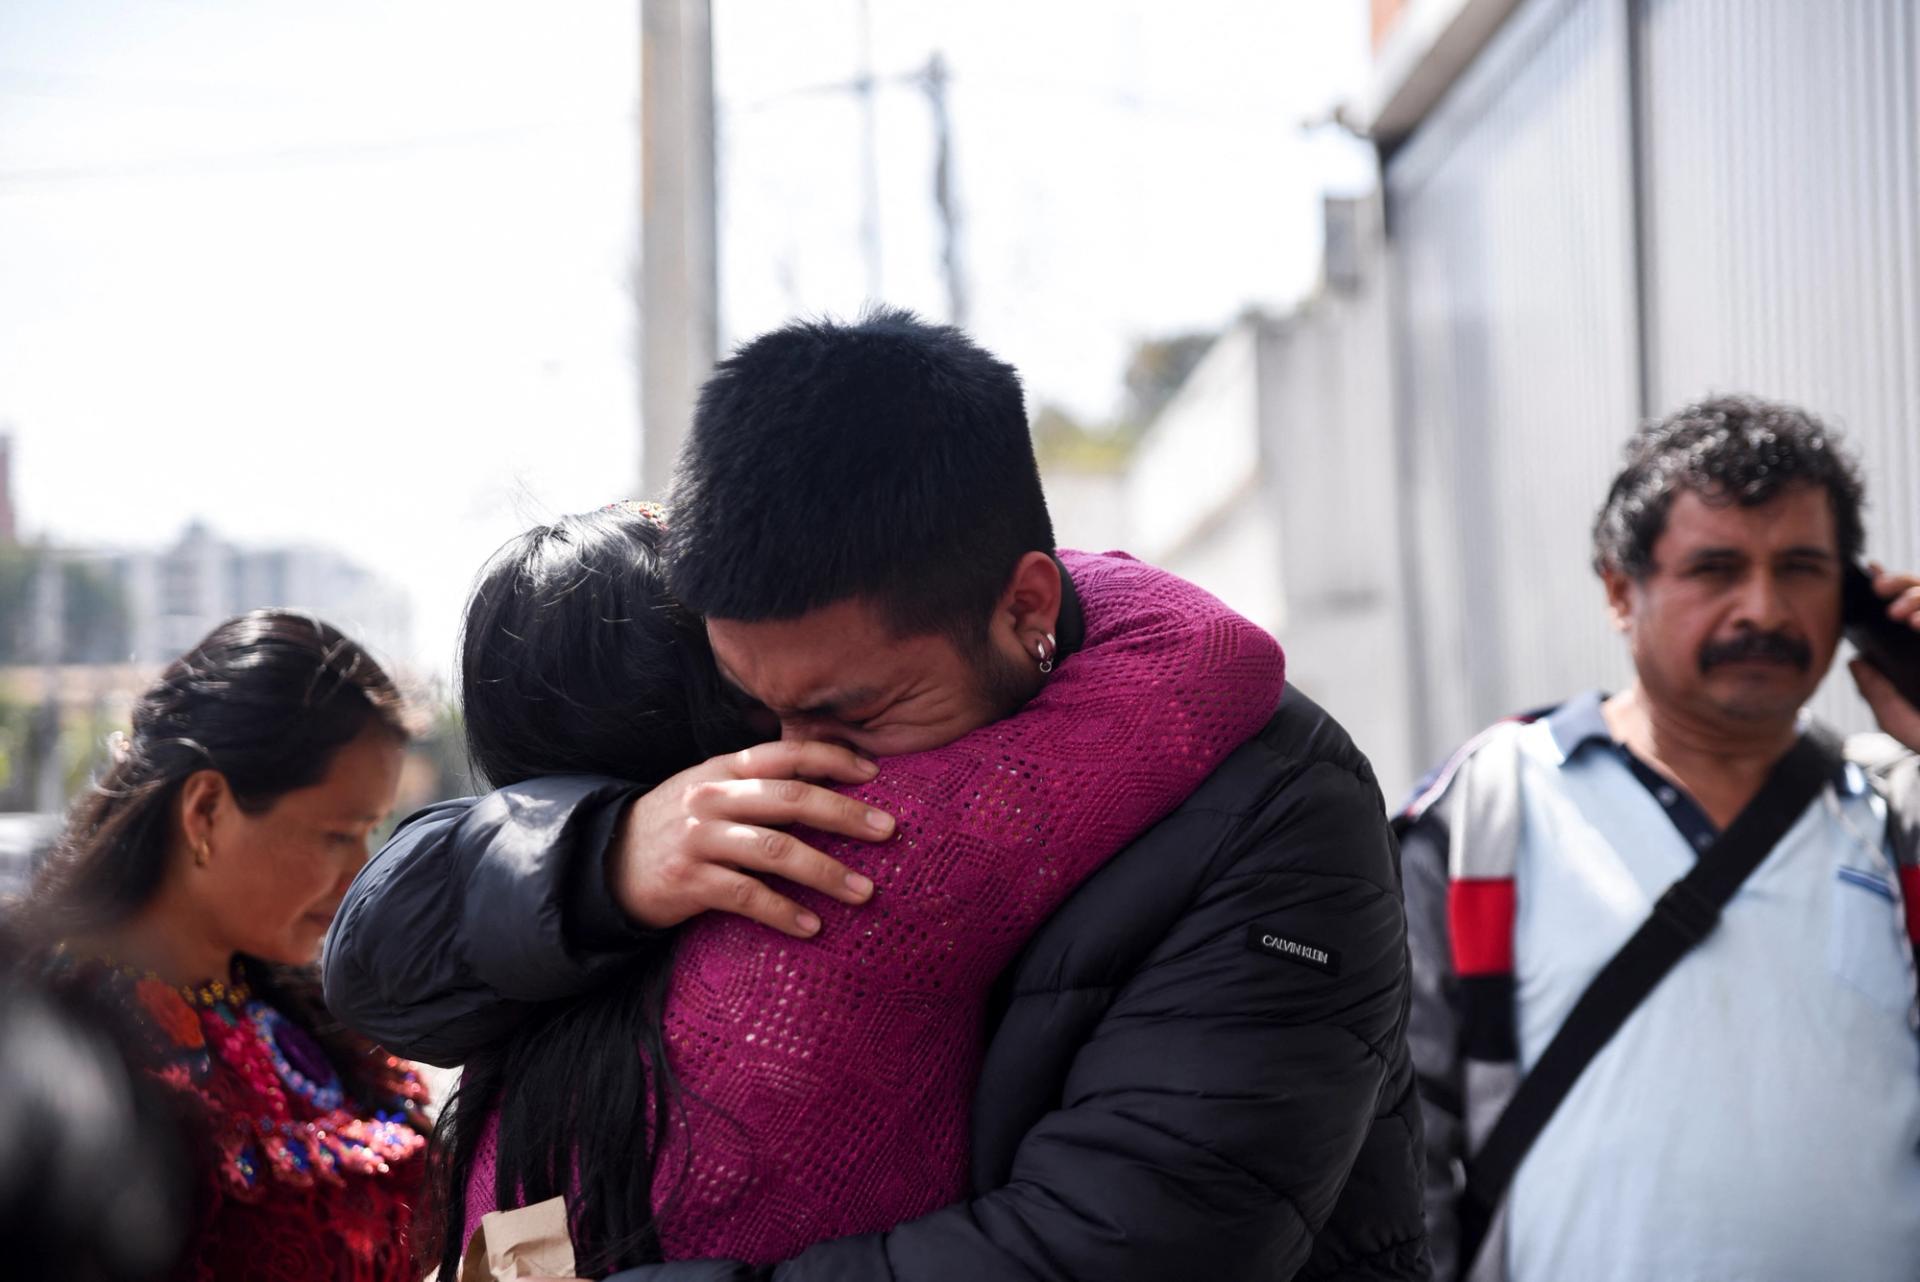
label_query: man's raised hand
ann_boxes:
[1851,564,1920,753]
[608,740,892,938]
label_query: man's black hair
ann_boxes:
[665,307,1055,646]
[1591,394,1866,578]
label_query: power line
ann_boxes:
[0,118,627,191]
[0,65,340,111]
[721,49,965,324]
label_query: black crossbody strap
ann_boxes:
[1456,727,1844,1270]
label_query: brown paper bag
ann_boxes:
[458,1196,578,1281]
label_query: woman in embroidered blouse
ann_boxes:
[19,610,432,1282]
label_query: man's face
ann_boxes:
[706,597,1036,757]
[1605,484,1844,728]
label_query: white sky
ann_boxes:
[0,1,1374,677]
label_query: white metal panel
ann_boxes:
[1124,326,1263,564]
[1638,0,1920,730]
[1149,499,1287,641]
[1387,0,1641,769]
[1257,195,1421,796]
[1041,468,1129,555]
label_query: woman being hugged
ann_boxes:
[437,502,1286,1275]
[18,610,431,1282]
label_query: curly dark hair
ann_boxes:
[1591,394,1866,578]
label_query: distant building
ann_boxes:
[0,433,16,546]
[0,434,432,817]
[3,435,410,669]
[81,521,412,668]
[0,522,415,815]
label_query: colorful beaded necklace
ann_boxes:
[110,960,251,1007]
[245,1000,346,1113]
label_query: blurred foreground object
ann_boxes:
[0,947,192,1282]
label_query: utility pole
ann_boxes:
[639,0,719,499]
[30,543,64,814]
[916,52,965,329]
[0,430,17,545]
[746,35,968,329]
[854,0,882,302]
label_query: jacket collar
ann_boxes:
[1052,554,1086,664]
[1545,687,1860,794]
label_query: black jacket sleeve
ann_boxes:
[321,775,662,1066]
[604,756,1415,1281]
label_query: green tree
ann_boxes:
[60,702,121,802]
[62,561,130,663]
[0,684,30,807]
[0,547,130,664]
[1030,330,1221,472]
[414,697,473,800]
[1032,403,1138,471]
[0,546,35,664]
[1120,331,1217,428]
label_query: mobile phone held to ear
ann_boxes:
[1842,560,1920,711]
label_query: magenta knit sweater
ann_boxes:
[465,550,1285,1262]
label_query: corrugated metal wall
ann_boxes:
[1387,0,1641,770]
[1636,0,1920,728]
[1260,195,1419,795]
[1382,0,1920,771]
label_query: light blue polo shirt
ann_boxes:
[1504,693,1920,1282]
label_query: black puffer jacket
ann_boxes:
[325,686,1429,1281]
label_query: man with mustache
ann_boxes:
[1400,395,1920,1282]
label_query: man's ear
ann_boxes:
[1601,564,1636,634]
[995,552,1063,656]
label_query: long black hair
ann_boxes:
[20,610,420,1120]
[428,504,754,1279]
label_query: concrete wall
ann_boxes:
[1262,196,1417,795]
[1090,194,1419,797]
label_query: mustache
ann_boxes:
[1698,630,1812,673]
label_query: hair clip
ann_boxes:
[605,499,670,529]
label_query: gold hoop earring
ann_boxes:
[194,841,211,869]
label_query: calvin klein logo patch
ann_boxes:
[1246,924,1340,975]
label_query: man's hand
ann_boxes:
[1851,564,1920,753]
[609,740,893,938]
